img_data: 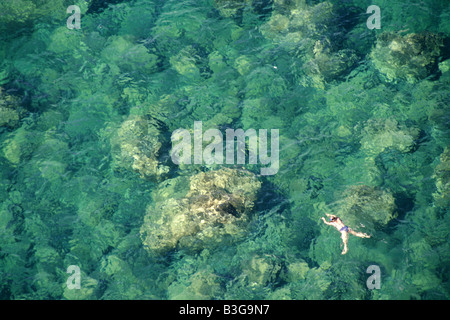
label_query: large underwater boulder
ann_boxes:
[433,147,450,208]
[0,87,26,129]
[370,32,444,83]
[336,185,397,232]
[360,118,420,157]
[140,168,261,254]
[110,114,170,182]
[260,1,359,88]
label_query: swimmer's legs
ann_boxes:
[348,228,371,238]
[340,231,349,255]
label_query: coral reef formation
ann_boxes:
[140,168,261,254]
[370,32,445,83]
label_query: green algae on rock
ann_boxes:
[336,185,397,232]
[168,267,223,300]
[260,1,338,60]
[281,259,309,283]
[241,254,282,287]
[169,46,202,78]
[2,127,42,165]
[260,1,359,88]
[361,118,420,157]
[370,32,445,83]
[140,168,261,254]
[303,44,359,89]
[0,0,70,34]
[0,87,26,129]
[213,0,273,18]
[101,35,159,74]
[432,147,450,208]
[354,118,421,186]
[109,114,170,182]
[213,0,252,17]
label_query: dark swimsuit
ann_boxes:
[329,218,349,232]
[330,218,348,232]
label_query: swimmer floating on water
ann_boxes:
[321,213,371,255]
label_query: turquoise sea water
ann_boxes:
[0,0,449,300]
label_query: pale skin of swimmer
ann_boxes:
[321,213,371,255]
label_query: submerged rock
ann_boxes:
[336,185,397,231]
[433,147,450,208]
[0,87,26,129]
[354,118,421,185]
[241,254,282,286]
[140,168,261,254]
[168,268,223,300]
[260,1,359,87]
[282,260,309,282]
[101,35,159,73]
[2,127,41,165]
[169,46,201,78]
[0,0,69,32]
[260,1,336,47]
[370,32,444,83]
[213,0,252,17]
[273,0,306,13]
[361,118,420,157]
[303,43,359,88]
[110,114,170,182]
[213,0,272,18]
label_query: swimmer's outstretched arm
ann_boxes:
[321,213,336,225]
[321,217,333,225]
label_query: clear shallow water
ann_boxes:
[0,0,449,300]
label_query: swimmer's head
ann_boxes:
[329,216,337,222]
